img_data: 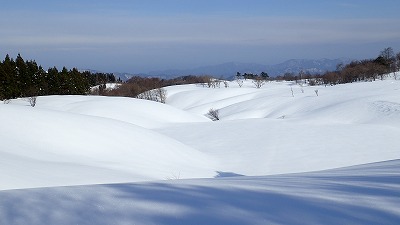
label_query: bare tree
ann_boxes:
[206,108,220,121]
[380,47,396,77]
[380,47,395,62]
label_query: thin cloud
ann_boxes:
[2,15,399,47]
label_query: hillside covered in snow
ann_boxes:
[1,77,399,224]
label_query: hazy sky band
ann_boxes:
[1,0,400,73]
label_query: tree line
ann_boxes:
[2,47,398,102]
[0,54,117,100]
[275,47,400,85]
[322,48,399,84]
[102,75,213,98]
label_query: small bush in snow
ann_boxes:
[28,96,37,107]
[299,84,304,93]
[206,78,222,88]
[236,79,244,87]
[206,108,220,121]
[223,81,229,88]
[165,172,181,180]
[252,77,266,89]
[136,88,167,103]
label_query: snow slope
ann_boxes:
[9,95,209,128]
[0,102,216,190]
[160,79,400,175]
[1,77,400,224]
[1,160,399,225]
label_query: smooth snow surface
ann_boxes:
[1,78,400,224]
[1,160,399,225]
[0,98,215,190]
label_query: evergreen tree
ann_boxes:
[1,55,19,99]
[47,67,60,95]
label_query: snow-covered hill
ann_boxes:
[1,77,399,224]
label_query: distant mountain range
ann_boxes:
[87,58,353,81]
[146,58,352,80]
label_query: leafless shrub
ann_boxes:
[165,172,181,180]
[291,87,294,97]
[206,108,220,121]
[136,88,167,103]
[205,76,215,88]
[252,77,266,88]
[28,96,37,107]
[223,81,229,88]
[157,88,167,103]
[299,84,304,93]
[314,89,319,96]
[308,79,317,86]
[3,99,11,104]
[215,79,222,88]
[236,79,244,87]
[205,78,223,88]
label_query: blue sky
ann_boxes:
[1,0,400,73]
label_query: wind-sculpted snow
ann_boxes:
[28,95,210,128]
[160,79,400,175]
[0,160,399,225]
[166,80,400,123]
[0,104,216,190]
[0,78,399,224]
[157,117,400,176]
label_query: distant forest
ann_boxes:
[274,47,400,84]
[0,54,117,100]
[1,47,399,101]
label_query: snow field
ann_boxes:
[1,79,399,190]
[1,78,399,224]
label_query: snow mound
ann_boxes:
[166,80,400,125]
[1,78,399,190]
[159,79,400,176]
[12,95,209,128]
[0,104,216,190]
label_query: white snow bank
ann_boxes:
[166,80,400,125]
[9,95,209,128]
[1,160,398,225]
[1,79,399,191]
[0,104,216,190]
[158,79,400,176]
[157,117,400,176]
